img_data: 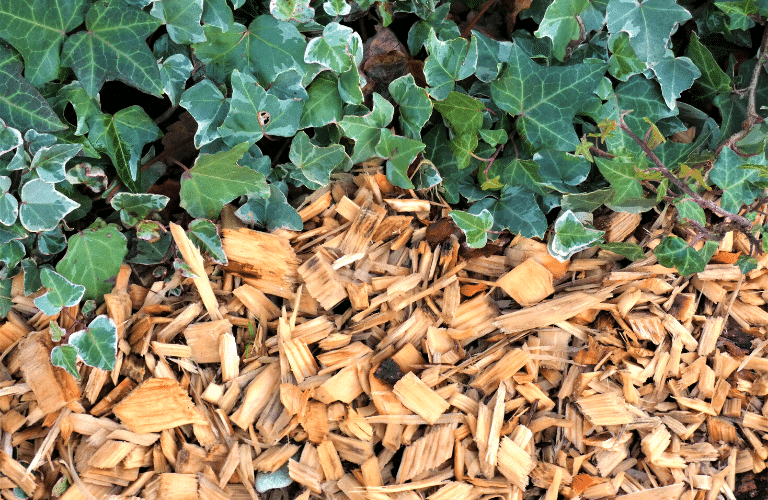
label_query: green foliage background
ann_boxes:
[1,0,768,371]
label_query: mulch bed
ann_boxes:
[1,171,768,500]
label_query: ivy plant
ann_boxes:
[1,0,768,372]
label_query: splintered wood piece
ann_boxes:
[170,223,222,321]
[219,333,240,382]
[626,313,666,344]
[299,188,332,222]
[19,332,80,415]
[497,426,534,490]
[698,316,724,356]
[497,258,554,306]
[314,365,364,404]
[157,473,198,500]
[282,337,319,384]
[233,284,280,323]
[298,252,348,310]
[317,439,344,481]
[183,319,233,364]
[396,422,457,483]
[0,451,36,495]
[87,440,136,469]
[597,211,641,243]
[392,372,449,425]
[113,378,205,433]
[222,227,299,286]
[577,393,635,426]
[494,289,613,333]
[253,443,301,472]
[506,237,569,279]
[230,362,281,430]
[471,348,529,395]
[155,302,203,342]
[340,201,386,254]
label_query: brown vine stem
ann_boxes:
[461,0,500,38]
[616,111,760,251]
[718,23,768,154]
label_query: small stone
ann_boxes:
[255,463,292,493]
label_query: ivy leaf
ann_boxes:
[34,268,86,317]
[299,73,343,129]
[188,219,227,265]
[270,0,314,23]
[19,179,79,233]
[413,160,442,190]
[61,1,163,97]
[449,132,478,170]
[676,199,706,225]
[709,146,763,213]
[323,0,351,16]
[470,186,548,238]
[180,142,268,219]
[0,120,21,156]
[389,74,433,140]
[599,241,646,261]
[0,176,17,226]
[69,315,118,371]
[0,278,10,318]
[424,29,479,100]
[235,185,303,231]
[338,93,394,164]
[218,70,303,147]
[491,45,607,150]
[473,30,512,82]
[49,321,65,342]
[202,0,234,31]
[304,22,363,74]
[736,255,758,274]
[270,69,309,102]
[89,106,162,193]
[179,80,229,148]
[651,56,701,109]
[21,259,41,296]
[432,91,484,136]
[158,54,193,106]
[110,193,169,228]
[289,131,351,189]
[30,143,83,184]
[56,221,128,301]
[51,345,80,380]
[594,156,645,204]
[0,240,24,277]
[0,45,67,133]
[376,129,426,189]
[608,32,647,81]
[0,0,87,86]
[655,236,718,275]
[192,16,319,88]
[534,150,591,192]
[129,230,172,265]
[599,75,677,152]
[150,0,205,44]
[548,210,604,261]
[38,227,67,255]
[686,33,731,101]
[535,0,589,61]
[606,0,691,64]
[451,209,493,248]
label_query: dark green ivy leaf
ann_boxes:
[736,255,758,274]
[389,74,433,140]
[235,185,303,231]
[288,131,351,189]
[599,241,646,261]
[61,1,163,97]
[424,29,478,100]
[179,80,229,148]
[375,129,426,189]
[709,146,763,213]
[470,185,547,238]
[655,236,718,276]
[338,93,394,164]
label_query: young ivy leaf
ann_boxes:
[451,209,493,248]
[709,146,764,213]
[0,176,17,226]
[736,255,758,275]
[50,321,66,342]
[655,236,718,276]
[323,0,350,17]
[180,141,269,219]
[547,210,604,262]
[599,242,646,261]
[375,129,426,189]
[110,192,169,228]
[235,185,303,231]
[51,345,80,379]
[34,268,86,317]
[69,315,118,372]
[594,156,645,204]
[188,219,227,265]
[270,0,314,23]
[56,220,128,301]
[19,179,79,233]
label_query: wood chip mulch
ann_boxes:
[2,172,768,500]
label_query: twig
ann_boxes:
[617,111,761,252]
[461,0,500,38]
[718,23,768,153]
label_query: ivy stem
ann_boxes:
[617,111,759,249]
[460,0,500,38]
[718,24,768,154]
[588,146,615,159]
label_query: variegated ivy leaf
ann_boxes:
[51,345,80,379]
[110,192,169,228]
[188,219,227,265]
[68,315,118,371]
[19,179,79,232]
[34,268,86,317]
[547,210,604,261]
